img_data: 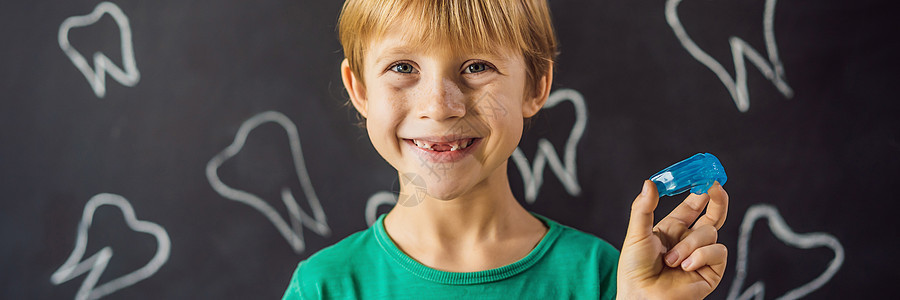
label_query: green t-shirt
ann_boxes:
[283,213,619,299]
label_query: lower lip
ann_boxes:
[404,139,481,164]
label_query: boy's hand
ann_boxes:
[617,180,729,300]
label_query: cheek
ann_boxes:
[479,92,524,156]
[486,90,524,130]
[497,113,524,151]
[495,89,527,147]
[365,106,402,168]
[364,89,408,146]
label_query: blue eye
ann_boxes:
[464,62,490,74]
[391,63,415,74]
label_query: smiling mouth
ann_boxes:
[406,138,477,152]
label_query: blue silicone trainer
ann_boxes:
[649,153,727,197]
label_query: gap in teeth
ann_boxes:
[413,139,474,151]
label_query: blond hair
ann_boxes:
[337,0,558,91]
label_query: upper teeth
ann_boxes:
[413,139,470,151]
[414,140,432,149]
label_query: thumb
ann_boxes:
[625,180,660,242]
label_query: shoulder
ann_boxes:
[539,215,620,260]
[300,227,374,276]
[283,228,375,299]
[560,225,619,258]
[535,215,619,298]
[553,222,620,274]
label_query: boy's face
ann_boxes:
[343,28,548,200]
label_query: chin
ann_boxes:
[426,179,465,201]
[422,178,473,201]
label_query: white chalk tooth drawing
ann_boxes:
[206,111,331,254]
[58,1,140,98]
[510,88,586,203]
[727,204,845,300]
[51,193,171,300]
[365,191,397,226]
[665,0,793,112]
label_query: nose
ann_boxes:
[416,76,466,121]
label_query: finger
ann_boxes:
[694,181,729,230]
[654,192,710,238]
[680,243,728,288]
[663,225,717,268]
[625,180,660,241]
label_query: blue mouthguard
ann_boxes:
[649,153,727,197]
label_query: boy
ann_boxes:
[284,0,729,299]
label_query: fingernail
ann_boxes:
[681,257,693,269]
[641,180,651,195]
[665,251,679,266]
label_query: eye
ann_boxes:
[463,62,494,74]
[463,62,491,74]
[390,62,416,74]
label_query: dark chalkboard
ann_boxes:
[2,0,897,298]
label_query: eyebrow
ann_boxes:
[373,47,417,67]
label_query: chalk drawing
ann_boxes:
[510,88,586,203]
[727,204,844,300]
[665,0,793,112]
[365,191,397,226]
[206,111,331,254]
[58,1,140,98]
[51,193,170,300]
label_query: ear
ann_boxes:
[341,59,368,118]
[522,64,553,118]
